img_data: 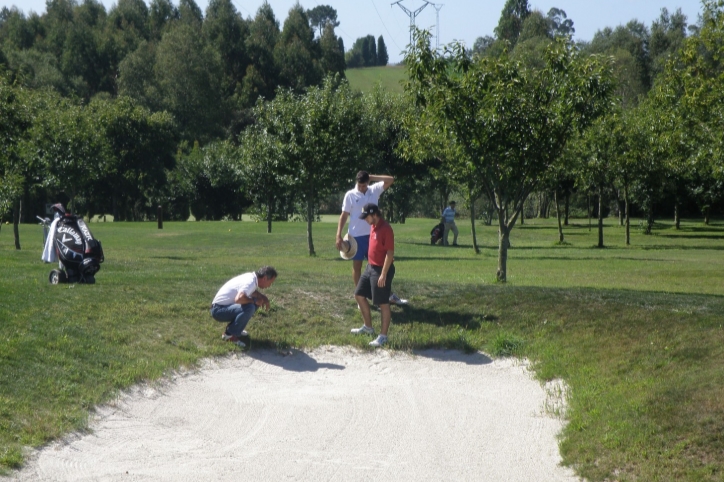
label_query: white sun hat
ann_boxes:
[339,233,358,260]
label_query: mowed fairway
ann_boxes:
[1,217,724,481]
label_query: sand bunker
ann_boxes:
[10,347,581,481]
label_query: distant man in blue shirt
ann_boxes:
[442,201,459,246]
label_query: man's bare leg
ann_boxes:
[355,294,373,328]
[379,304,391,336]
[353,260,363,287]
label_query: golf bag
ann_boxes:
[49,212,104,284]
[430,222,444,245]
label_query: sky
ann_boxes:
[1,0,706,63]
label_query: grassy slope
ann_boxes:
[1,217,723,480]
[345,65,407,93]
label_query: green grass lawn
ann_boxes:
[345,65,407,93]
[1,216,723,481]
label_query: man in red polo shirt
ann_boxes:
[351,203,395,347]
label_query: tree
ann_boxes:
[178,140,247,221]
[203,0,250,113]
[250,77,367,255]
[88,96,176,221]
[0,76,31,248]
[547,8,574,37]
[178,0,203,28]
[274,3,322,92]
[585,21,652,99]
[239,120,292,232]
[147,0,178,41]
[494,0,530,45]
[29,96,105,215]
[319,22,345,76]
[306,5,338,38]
[405,30,613,281]
[377,35,389,66]
[649,8,688,82]
[154,23,223,142]
[241,1,280,106]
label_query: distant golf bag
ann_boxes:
[49,214,104,284]
[430,222,445,245]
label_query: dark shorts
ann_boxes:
[355,263,395,305]
[351,235,369,261]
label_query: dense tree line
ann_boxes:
[0,0,346,141]
[345,34,388,68]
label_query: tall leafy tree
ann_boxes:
[649,8,688,82]
[405,30,613,281]
[147,0,178,41]
[494,0,530,45]
[203,0,250,111]
[241,1,279,105]
[274,3,321,92]
[319,22,345,76]
[178,0,203,29]
[546,8,574,37]
[88,96,176,220]
[154,23,223,142]
[0,76,31,247]
[377,35,388,66]
[306,5,338,38]
[250,77,366,255]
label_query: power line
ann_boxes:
[370,0,404,52]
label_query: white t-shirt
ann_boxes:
[212,272,258,305]
[341,181,385,237]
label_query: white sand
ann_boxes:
[10,347,581,481]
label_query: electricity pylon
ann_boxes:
[391,0,430,46]
[426,1,444,49]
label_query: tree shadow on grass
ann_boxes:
[246,348,345,372]
[412,349,492,365]
[392,304,497,330]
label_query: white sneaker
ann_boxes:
[369,335,388,347]
[351,325,375,335]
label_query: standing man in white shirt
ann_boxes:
[335,171,402,304]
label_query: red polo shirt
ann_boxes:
[368,219,394,266]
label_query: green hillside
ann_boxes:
[345,65,407,93]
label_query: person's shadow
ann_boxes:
[248,349,346,372]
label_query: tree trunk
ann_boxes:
[597,186,604,248]
[555,190,564,243]
[624,186,630,246]
[588,194,592,232]
[306,195,315,256]
[645,202,654,234]
[267,193,272,234]
[470,198,480,254]
[497,221,510,282]
[674,201,680,230]
[704,206,710,225]
[618,198,625,227]
[13,198,21,250]
[520,204,524,225]
[564,193,570,226]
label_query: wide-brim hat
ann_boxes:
[339,233,358,260]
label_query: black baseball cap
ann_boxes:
[359,203,380,219]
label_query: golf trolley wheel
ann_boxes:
[49,269,67,284]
